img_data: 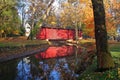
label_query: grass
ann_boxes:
[109,43,120,54]
[111,52,120,58]
[78,43,120,80]
[0,40,48,47]
[0,38,49,60]
[78,61,118,80]
[0,36,49,48]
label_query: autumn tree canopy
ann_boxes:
[0,0,119,39]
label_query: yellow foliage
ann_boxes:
[13,30,19,35]
[0,30,4,33]
[51,22,56,25]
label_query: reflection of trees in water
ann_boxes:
[0,60,17,80]
[37,54,94,80]
[16,46,95,80]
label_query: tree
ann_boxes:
[26,0,55,40]
[103,0,117,39]
[46,13,57,27]
[60,0,95,39]
[91,0,114,70]
[60,1,83,41]
[0,0,21,38]
[80,0,94,38]
[83,18,95,38]
[17,0,27,36]
[111,0,120,25]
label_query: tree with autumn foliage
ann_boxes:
[80,0,95,38]
[26,0,55,40]
[59,1,84,40]
[0,0,21,38]
[45,11,57,27]
[111,0,120,25]
[104,0,118,39]
[91,0,115,70]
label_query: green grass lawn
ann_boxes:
[110,43,120,58]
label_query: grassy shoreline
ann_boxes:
[0,38,50,62]
[0,40,48,48]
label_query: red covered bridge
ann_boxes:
[36,27,82,40]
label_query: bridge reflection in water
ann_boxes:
[1,45,93,80]
[35,45,81,59]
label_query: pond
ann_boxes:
[0,45,94,80]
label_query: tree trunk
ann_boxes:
[75,24,78,42]
[91,0,114,70]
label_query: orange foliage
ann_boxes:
[60,0,118,38]
[85,18,95,38]
[82,0,118,37]
[81,0,94,38]
[104,0,119,36]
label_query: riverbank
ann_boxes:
[0,37,119,63]
[0,39,95,63]
[0,44,49,63]
[0,37,120,79]
[0,37,50,62]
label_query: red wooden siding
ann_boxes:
[36,27,82,40]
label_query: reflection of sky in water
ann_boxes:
[16,58,32,80]
[16,56,79,80]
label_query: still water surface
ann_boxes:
[0,45,90,80]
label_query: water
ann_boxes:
[0,45,93,80]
